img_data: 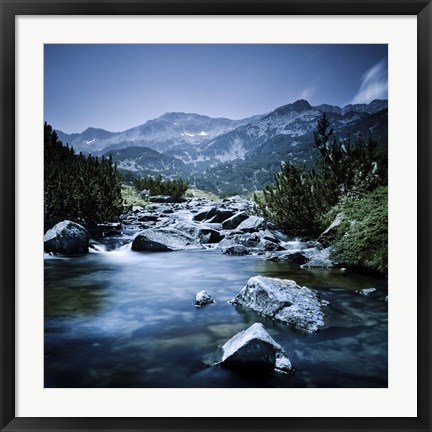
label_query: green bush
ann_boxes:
[256,113,387,238]
[258,163,336,237]
[134,175,188,200]
[329,186,388,274]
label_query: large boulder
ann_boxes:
[171,221,223,244]
[44,220,90,255]
[218,233,261,250]
[131,228,203,251]
[218,323,292,374]
[301,247,335,268]
[192,207,218,222]
[197,228,223,244]
[235,216,267,233]
[221,245,250,256]
[265,251,308,264]
[149,195,179,203]
[206,209,236,223]
[229,276,327,333]
[222,212,249,230]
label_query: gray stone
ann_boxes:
[192,207,218,222]
[131,228,203,251]
[235,216,267,233]
[197,228,223,244]
[221,212,249,230]
[222,245,251,256]
[194,290,215,307]
[218,323,292,373]
[357,288,377,296]
[269,252,308,264]
[207,209,236,224]
[301,247,335,268]
[149,195,179,203]
[230,276,327,333]
[44,220,90,255]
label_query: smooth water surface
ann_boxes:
[45,242,388,388]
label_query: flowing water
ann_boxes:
[45,235,388,388]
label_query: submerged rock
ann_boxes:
[194,290,215,307]
[44,220,90,255]
[218,323,292,374]
[131,228,203,251]
[230,276,327,333]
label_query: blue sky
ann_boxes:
[44,44,388,134]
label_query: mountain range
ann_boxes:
[55,99,388,195]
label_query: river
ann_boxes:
[44,232,388,388]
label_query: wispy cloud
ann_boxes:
[351,59,388,104]
[299,86,316,101]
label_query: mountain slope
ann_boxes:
[53,99,387,194]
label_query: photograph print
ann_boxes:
[44,44,388,388]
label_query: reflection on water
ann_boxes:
[45,246,388,388]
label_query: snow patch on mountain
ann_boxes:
[214,139,246,162]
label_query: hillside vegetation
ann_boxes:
[257,113,388,274]
[44,122,123,231]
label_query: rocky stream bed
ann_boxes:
[44,196,388,387]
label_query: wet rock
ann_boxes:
[149,195,180,204]
[218,233,261,250]
[131,227,203,251]
[356,288,377,296]
[197,229,223,244]
[278,252,308,264]
[235,216,267,233]
[207,209,236,223]
[222,245,251,256]
[230,276,326,333]
[218,323,292,374]
[44,220,90,255]
[221,212,249,230]
[171,221,223,244]
[194,291,215,307]
[260,239,283,252]
[192,207,218,222]
[137,213,159,222]
[302,247,335,268]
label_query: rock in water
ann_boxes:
[218,323,292,374]
[301,247,334,268]
[132,228,203,251]
[194,291,214,307]
[44,220,90,255]
[230,276,326,333]
[356,288,377,296]
[221,245,250,256]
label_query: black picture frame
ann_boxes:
[1,1,431,431]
